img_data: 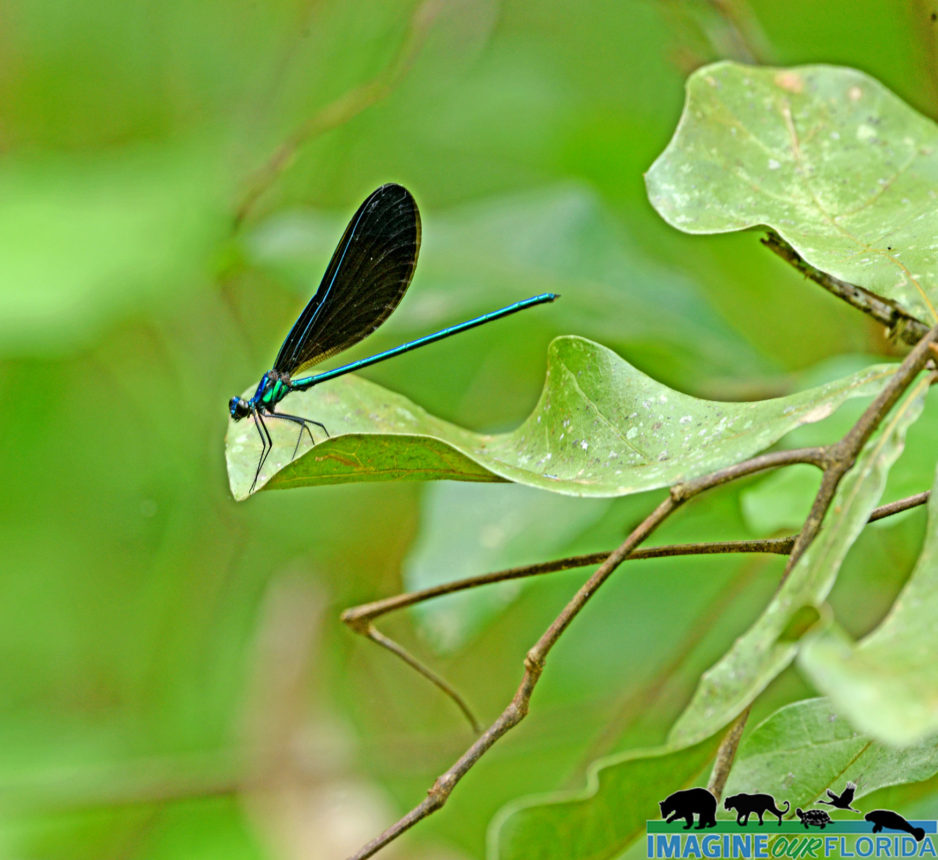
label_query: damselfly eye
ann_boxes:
[229,397,250,420]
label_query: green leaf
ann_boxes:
[669,374,930,746]
[646,61,938,324]
[726,698,938,811]
[799,462,938,746]
[225,336,895,499]
[488,734,721,860]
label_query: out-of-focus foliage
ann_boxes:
[5,1,938,858]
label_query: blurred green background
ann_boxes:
[3,1,938,857]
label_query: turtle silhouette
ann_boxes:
[796,808,832,829]
[819,781,860,812]
[865,809,926,841]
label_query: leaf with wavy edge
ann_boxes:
[647,61,938,323]
[489,698,938,860]
[669,374,930,747]
[226,336,896,500]
[799,463,938,746]
[488,733,721,860]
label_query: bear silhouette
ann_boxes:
[865,809,925,841]
[724,793,790,826]
[659,787,717,830]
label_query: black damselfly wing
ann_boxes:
[273,183,421,375]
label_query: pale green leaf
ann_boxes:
[726,698,938,811]
[225,336,895,500]
[799,463,938,745]
[646,62,938,323]
[670,374,930,746]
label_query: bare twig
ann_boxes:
[785,322,938,574]
[342,486,931,734]
[350,323,938,858]
[708,706,751,801]
[342,447,828,736]
[705,322,938,789]
[349,495,679,859]
[761,230,930,346]
[233,0,442,227]
[362,623,482,734]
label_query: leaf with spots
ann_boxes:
[646,61,938,324]
[225,336,895,500]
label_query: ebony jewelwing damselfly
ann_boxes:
[229,183,558,491]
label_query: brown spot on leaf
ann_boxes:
[774,71,804,93]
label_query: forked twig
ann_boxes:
[350,323,938,859]
[342,490,931,734]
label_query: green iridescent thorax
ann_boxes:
[259,372,291,409]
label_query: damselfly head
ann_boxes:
[229,396,251,420]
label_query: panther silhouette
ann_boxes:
[724,793,790,826]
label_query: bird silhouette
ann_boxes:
[819,782,860,812]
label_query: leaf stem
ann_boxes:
[761,230,930,346]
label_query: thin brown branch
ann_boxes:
[342,488,930,735]
[341,539,792,627]
[233,0,442,228]
[785,323,938,574]
[672,447,828,499]
[362,623,482,734]
[349,496,679,859]
[761,230,930,346]
[868,490,930,521]
[343,488,929,630]
[708,706,751,801]
[350,327,938,857]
